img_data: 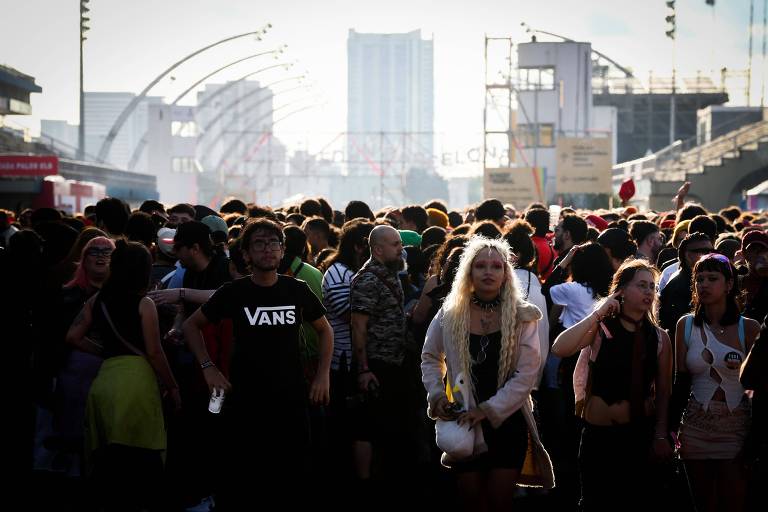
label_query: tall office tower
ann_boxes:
[195,80,286,204]
[347,29,434,207]
[195,80,275,175]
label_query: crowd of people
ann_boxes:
[1,187,767,511]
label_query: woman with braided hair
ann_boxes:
[422,236,553,511]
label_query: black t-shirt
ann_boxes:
[183,251,231,314]
[200,275,326,410]
[183,251,231,290]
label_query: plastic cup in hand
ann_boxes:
[208,388,225,414]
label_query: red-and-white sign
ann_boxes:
[0,155,59,176]
[34,176,106,214]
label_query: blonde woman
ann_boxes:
[422,236,554,512]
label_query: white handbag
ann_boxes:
[434,371,473,460]
[435,418,474,460]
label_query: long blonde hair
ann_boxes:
[443,235,522,389]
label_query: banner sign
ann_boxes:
[0,155,58,176]
[556,138,612,194]
[483,167,545,207]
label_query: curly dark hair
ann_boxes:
[503,220,536,270]
[571,242,614,298]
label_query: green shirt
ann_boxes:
[290,257,324,358]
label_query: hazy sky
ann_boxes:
[0,0,754,161]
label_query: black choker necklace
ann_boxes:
[471,293,502,311]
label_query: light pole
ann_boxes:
[206,99,322,206]
[128,70,302,171]
[96,24,272,163]
[198,76,308,160]
[170,45,286,105]
[77,0,90,161]
[125,55,290,171]
[665,1,677,144]
[199,74,306,135]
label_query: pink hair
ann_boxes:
[65,236,115,290]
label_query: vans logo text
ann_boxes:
[244,305,296,326]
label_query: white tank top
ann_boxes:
[685,319,747,412]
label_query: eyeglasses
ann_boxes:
[251,240,282,251]
[698,252,730,265]
[629,281,656,293]
[475,335,490,364]
[85,247,112,258]
[687,247,712,255]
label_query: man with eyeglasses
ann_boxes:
[183,218,333,507]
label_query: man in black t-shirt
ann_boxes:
[183,218,333,506]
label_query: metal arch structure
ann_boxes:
[201,82,312,162]
[96,24,272,163]
[212,95,322,176]
[206,102,324,207]
[199,77,307,136]
[196,62,296,112]
[169,46,286,106]
[126,63,295,171]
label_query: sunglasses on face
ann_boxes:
[687,247,712,255]
[85,248,113,258]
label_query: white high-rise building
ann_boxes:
[83,92,161,169]
[40,120,78,158]
[195,80,286,205]
[195,80,275,176]
[347,29,434,207]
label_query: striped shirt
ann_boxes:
[322,262,354,371]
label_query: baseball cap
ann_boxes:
[586,214,609,232]
[174,220,213,249]
[742,229,768,252]
[156,227,177,257]
[201,215,228,244]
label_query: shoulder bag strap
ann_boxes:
[361,267,404,311]
[100,302,146,357]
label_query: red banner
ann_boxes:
[0,155,58,176]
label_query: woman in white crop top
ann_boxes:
[674,253,760,512]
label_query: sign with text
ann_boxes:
[556,137,612,194]
[0,155,58,176]
[483,167,544,207]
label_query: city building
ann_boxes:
[83,91,162,169]
[195,80,286,205]
[40,119,78,158]
[594,84,728,162]
[0,64,41,115]
[697,105,764,145]
[145,104,198,204]
[514,41,617,202]
[347,29,434,207]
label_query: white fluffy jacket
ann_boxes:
[421,300,555,488]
